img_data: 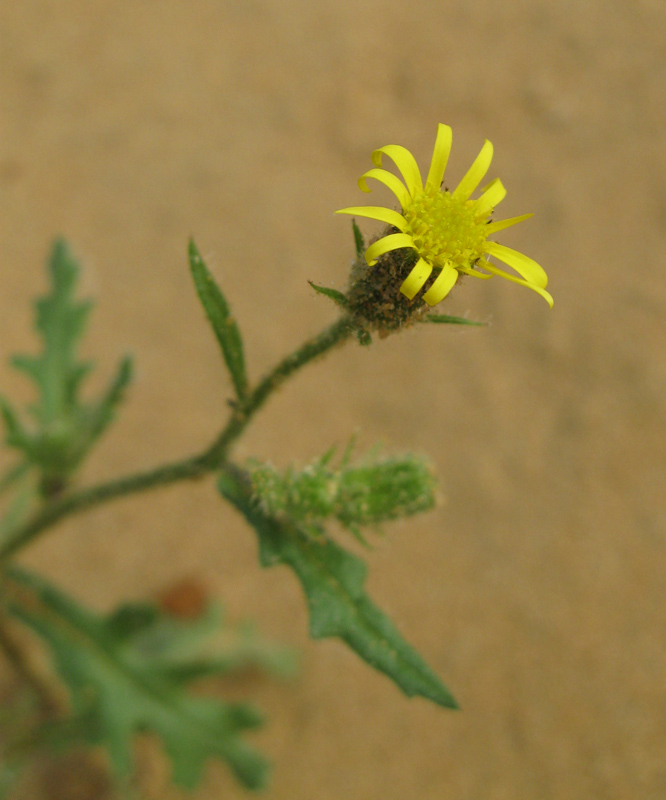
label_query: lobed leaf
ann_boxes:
[2,240,133,485]
[5,568,270,791]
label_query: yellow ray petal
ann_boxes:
[422,264,459,306]
[335,206,408,232]
[399,257,433,300]
[485,213,533,235]
[480,261,553,307]
[358,168,412,210]
[458,266,492,279]
[484,241,548,288]
[371,145,423,197]
[452,139,494,201]
[365,233,416,266]
[474,178,506,218]
[425,124,453,193]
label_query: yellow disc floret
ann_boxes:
[404,188,487,272]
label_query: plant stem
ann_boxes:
[0,316,354,561]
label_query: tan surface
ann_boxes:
[1,1,666,797]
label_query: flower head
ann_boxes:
[337,124,553,308]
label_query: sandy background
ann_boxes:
[1,1,666,798]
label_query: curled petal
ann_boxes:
[425,124,453,193]
[452,139,494,201]
[358,169,412,210]
[484,241,548,288]
[480,261,553,307]
[485,213,533,235]
[399,257,433,300]
[422,264,459,306]
[371,145,423,197]
[474,178,506,218]
[335,206,408,232]
[365,233,416,266]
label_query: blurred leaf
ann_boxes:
[219,468,457,709]
[308,281,350,310]
[0,461,29,497]
[424,313,485,326]
[5,568,270,791]
[351,219,365,260]
[1,240,133,486]
[0,478,37,546]
[11,239,93,426]
[188,239,249,403]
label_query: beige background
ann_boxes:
[1,1,666,798]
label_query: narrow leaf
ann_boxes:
[84,355,134,445]
[352,219,365,260]
[188,239,249,402]
[424,313,486,326]
[0,397,32,452]
[308,281,350,310]
[219,469,458,709]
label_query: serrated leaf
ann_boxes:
[3,241,133,483]
[424,313,486,326]
[352,219,365,260]
[308,281,350,310]
[13,239,93,425]
[188,239,249,402]
[5,568,270,791]
[219,470,458,709]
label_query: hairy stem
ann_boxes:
[0,317,354,561]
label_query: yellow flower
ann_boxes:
[336,124,553,308]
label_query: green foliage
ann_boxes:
[219,467,457,709]
[424,313,486,326]
[188,239,249,403]
[308,281,350,310]
[5,567,273,791]
[0,239,132,491]
[245,447,437,543]
[351,219,365,260]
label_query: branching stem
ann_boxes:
[0,316,354,561]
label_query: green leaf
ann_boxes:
[352,219,365,260]
[308,281,350,310]
[78,355,134,449]
[3,241,133,485]
[12,239,93,425]
[424,313,486,326]
[219,469,458,709]
[0,398,32,453]
[5,568,270,790]
[0,460,30,497]
[188,239,249,403]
